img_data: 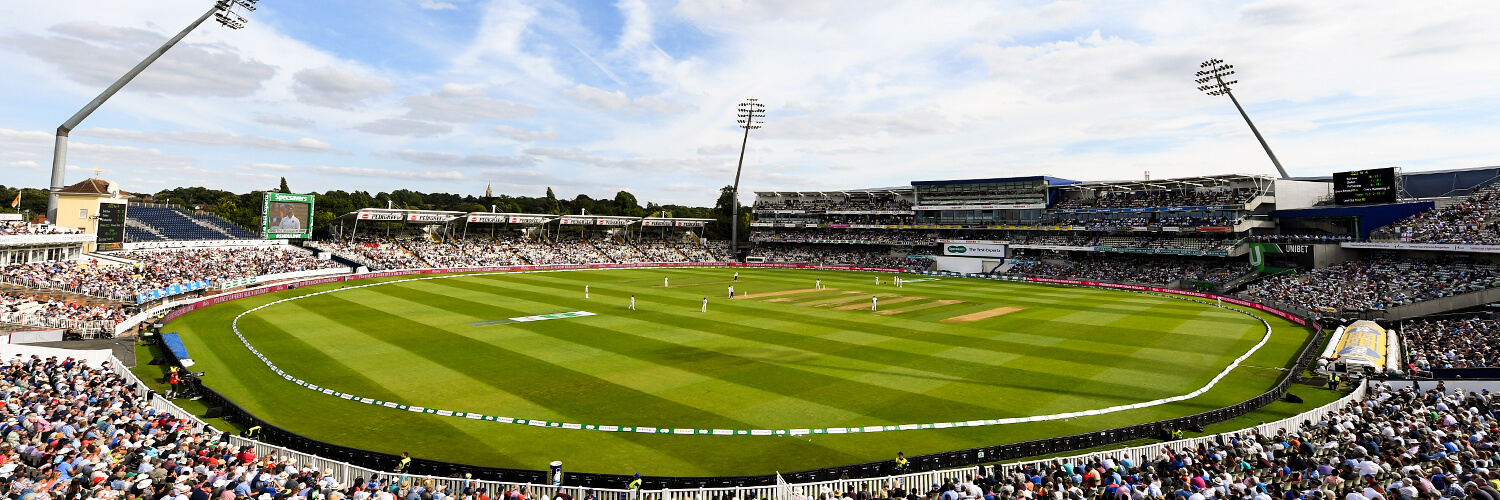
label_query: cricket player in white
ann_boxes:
[585,285,590,298]
[664,277,669,287]
[728,285,734,298]
[816,279,822,289]
[872,296,878,311]
[701,297,708,312]
[629,295,636,310]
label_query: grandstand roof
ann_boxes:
[335,208,465,223]
[753,186,911,197]
[1059,174,1273,192]
[910,175,1078,186]
[1292,165,1500,199]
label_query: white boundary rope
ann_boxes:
[225,269,1276,437]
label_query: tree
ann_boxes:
[278,177,291,194]
[614,190,643,217]
[543,187,560,214]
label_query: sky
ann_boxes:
[2,0,1498,207]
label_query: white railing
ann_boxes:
[107,346,1369,500]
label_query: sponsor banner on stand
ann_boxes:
[356,211,403,221]
[1340,241,1500,253]
[941,243,1007,258]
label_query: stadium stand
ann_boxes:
[1051,186,1262,209]
[0,290,131,333]
[0,221,83,235]
[1242,257,1500,313]
[749,243,935,271]
[1401,316,1500,371]
[126,205,258,241]
[306,238,428,271]
[1002,256,1246,285]
[1370,183,1500,245]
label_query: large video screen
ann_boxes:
[261,192,315,239]
[1333,167,1398,205]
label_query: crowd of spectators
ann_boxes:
[751,230,939,245]
[755,195,912,212]
[1053,187,1261,210]
[0,222,83,236]
[0,290,132,332]
[966,380,1500,500]
[1371,184,1500,245]
[1401,316,1500,371]
[1004,256,1246,285]
[748,244,934,271]
[306,239,426,271]
[118,247,343,281]
[634,237,689,263]
[590,236,646,263]
[1242,257,1500,313]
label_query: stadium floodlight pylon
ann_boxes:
[730,98,765,260]
[46,0,257,223]
[1195,58,1289,179]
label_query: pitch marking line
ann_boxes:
[940,306,1027,323]
[228,268,1275,436]
[467,311,596,327]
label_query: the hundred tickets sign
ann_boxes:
[261,193,315,239]
[941,242,1008,258]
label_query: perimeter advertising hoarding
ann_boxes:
[261,193,314,239]
[942,242,1007,258]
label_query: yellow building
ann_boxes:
[54,178,128,252]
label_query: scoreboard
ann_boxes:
[1333,167,1398,205]
[96,202,127,244]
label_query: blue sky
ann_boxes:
[2,0,1498,207]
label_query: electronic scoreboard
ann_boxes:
[1333,167,1397,205]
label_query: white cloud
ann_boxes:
[493,125,558,142]
[292,67,397,108]
[307,165,467,181]
[379,149,538,167]
[562,84,684,115]
[4,22,275,97]
[353,119,452,138]
[2,160,39,169]
[76,128,342,153]
[418,1,458,10]
[403,84,536,121]
[254,114,316,129]
[0,128,195,168]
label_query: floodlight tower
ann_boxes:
[1195,58,1289,179]
[729,98,765,260]
[46,0,258,223]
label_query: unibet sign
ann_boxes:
[941,243,1007,258]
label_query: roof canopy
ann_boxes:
[1059,174,1273,192]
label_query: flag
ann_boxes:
[8,191,18,208]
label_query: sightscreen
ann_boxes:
[261,192,315,239]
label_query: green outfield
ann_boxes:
[165,268,1312,476]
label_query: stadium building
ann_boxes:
[9,164,1500,487]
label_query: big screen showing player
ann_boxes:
[1333,167,1398,205]
[261,192,315,239]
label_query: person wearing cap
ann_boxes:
[895,452,909,471]
[628,473,643,496]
